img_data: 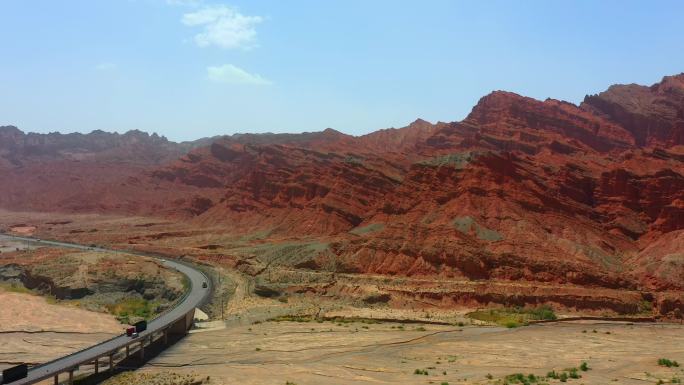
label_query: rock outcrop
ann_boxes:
[1,74,683,317]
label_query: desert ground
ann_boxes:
[118,319,684,385]
[0,290,121,371]
[2,212,684,385]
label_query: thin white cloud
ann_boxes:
[166,0,202,6]
[207,64,271,85]
[181,5,263,49]
[95,62,117,71]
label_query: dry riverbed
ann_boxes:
[120,319,684,385]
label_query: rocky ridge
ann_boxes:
[1,74,683,318]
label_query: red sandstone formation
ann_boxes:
[1,74,683,317]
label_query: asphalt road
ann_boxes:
[0,235,211,385]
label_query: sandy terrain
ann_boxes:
[133,320,684,385]
[0,290,121,370]
[2,211,683,385]
[7,226,36,235]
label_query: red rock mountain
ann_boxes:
[1,74,683,314]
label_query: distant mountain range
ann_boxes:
[1,74,683,309]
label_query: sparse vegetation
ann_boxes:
[101,371,209,385]
[0,282,35,295]
[233,241,332,268]
[105,298,160,324]
[658,358,680,368]
[542,364,588,383]
[269,315,383,325]
[451,215,504,241]
[414,369,429,375]
[349,223,385,235]
[468,305,557,327]
[418,152,477,169]
[181,275,191,292]
[503,373,540,385]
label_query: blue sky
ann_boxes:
[1,0,683,141]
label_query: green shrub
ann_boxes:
[0,282,35,295]
[580,362,589,371]
[468,305,557,327]
[504,373,539,385]
[105,298,159,322]
[559,372,568,382]
[414,369,429,375]
[658,358,680,368]
[528,305,557,321]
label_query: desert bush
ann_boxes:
[468,305,557,327]
[504,373,538,385]
[658,358,680,368]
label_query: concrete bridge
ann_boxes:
[0,235,211,385]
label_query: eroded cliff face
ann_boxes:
[1,74,683,316]
[582,74,684,147]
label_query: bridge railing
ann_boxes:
[0,234,203,377]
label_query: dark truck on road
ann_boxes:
[125,320,148,338]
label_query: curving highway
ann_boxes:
[0,234,211,385]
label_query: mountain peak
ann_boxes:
[582,74,684,147]
[0,125,23,136]
[409,118,430,126]
[322,127,345,136]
